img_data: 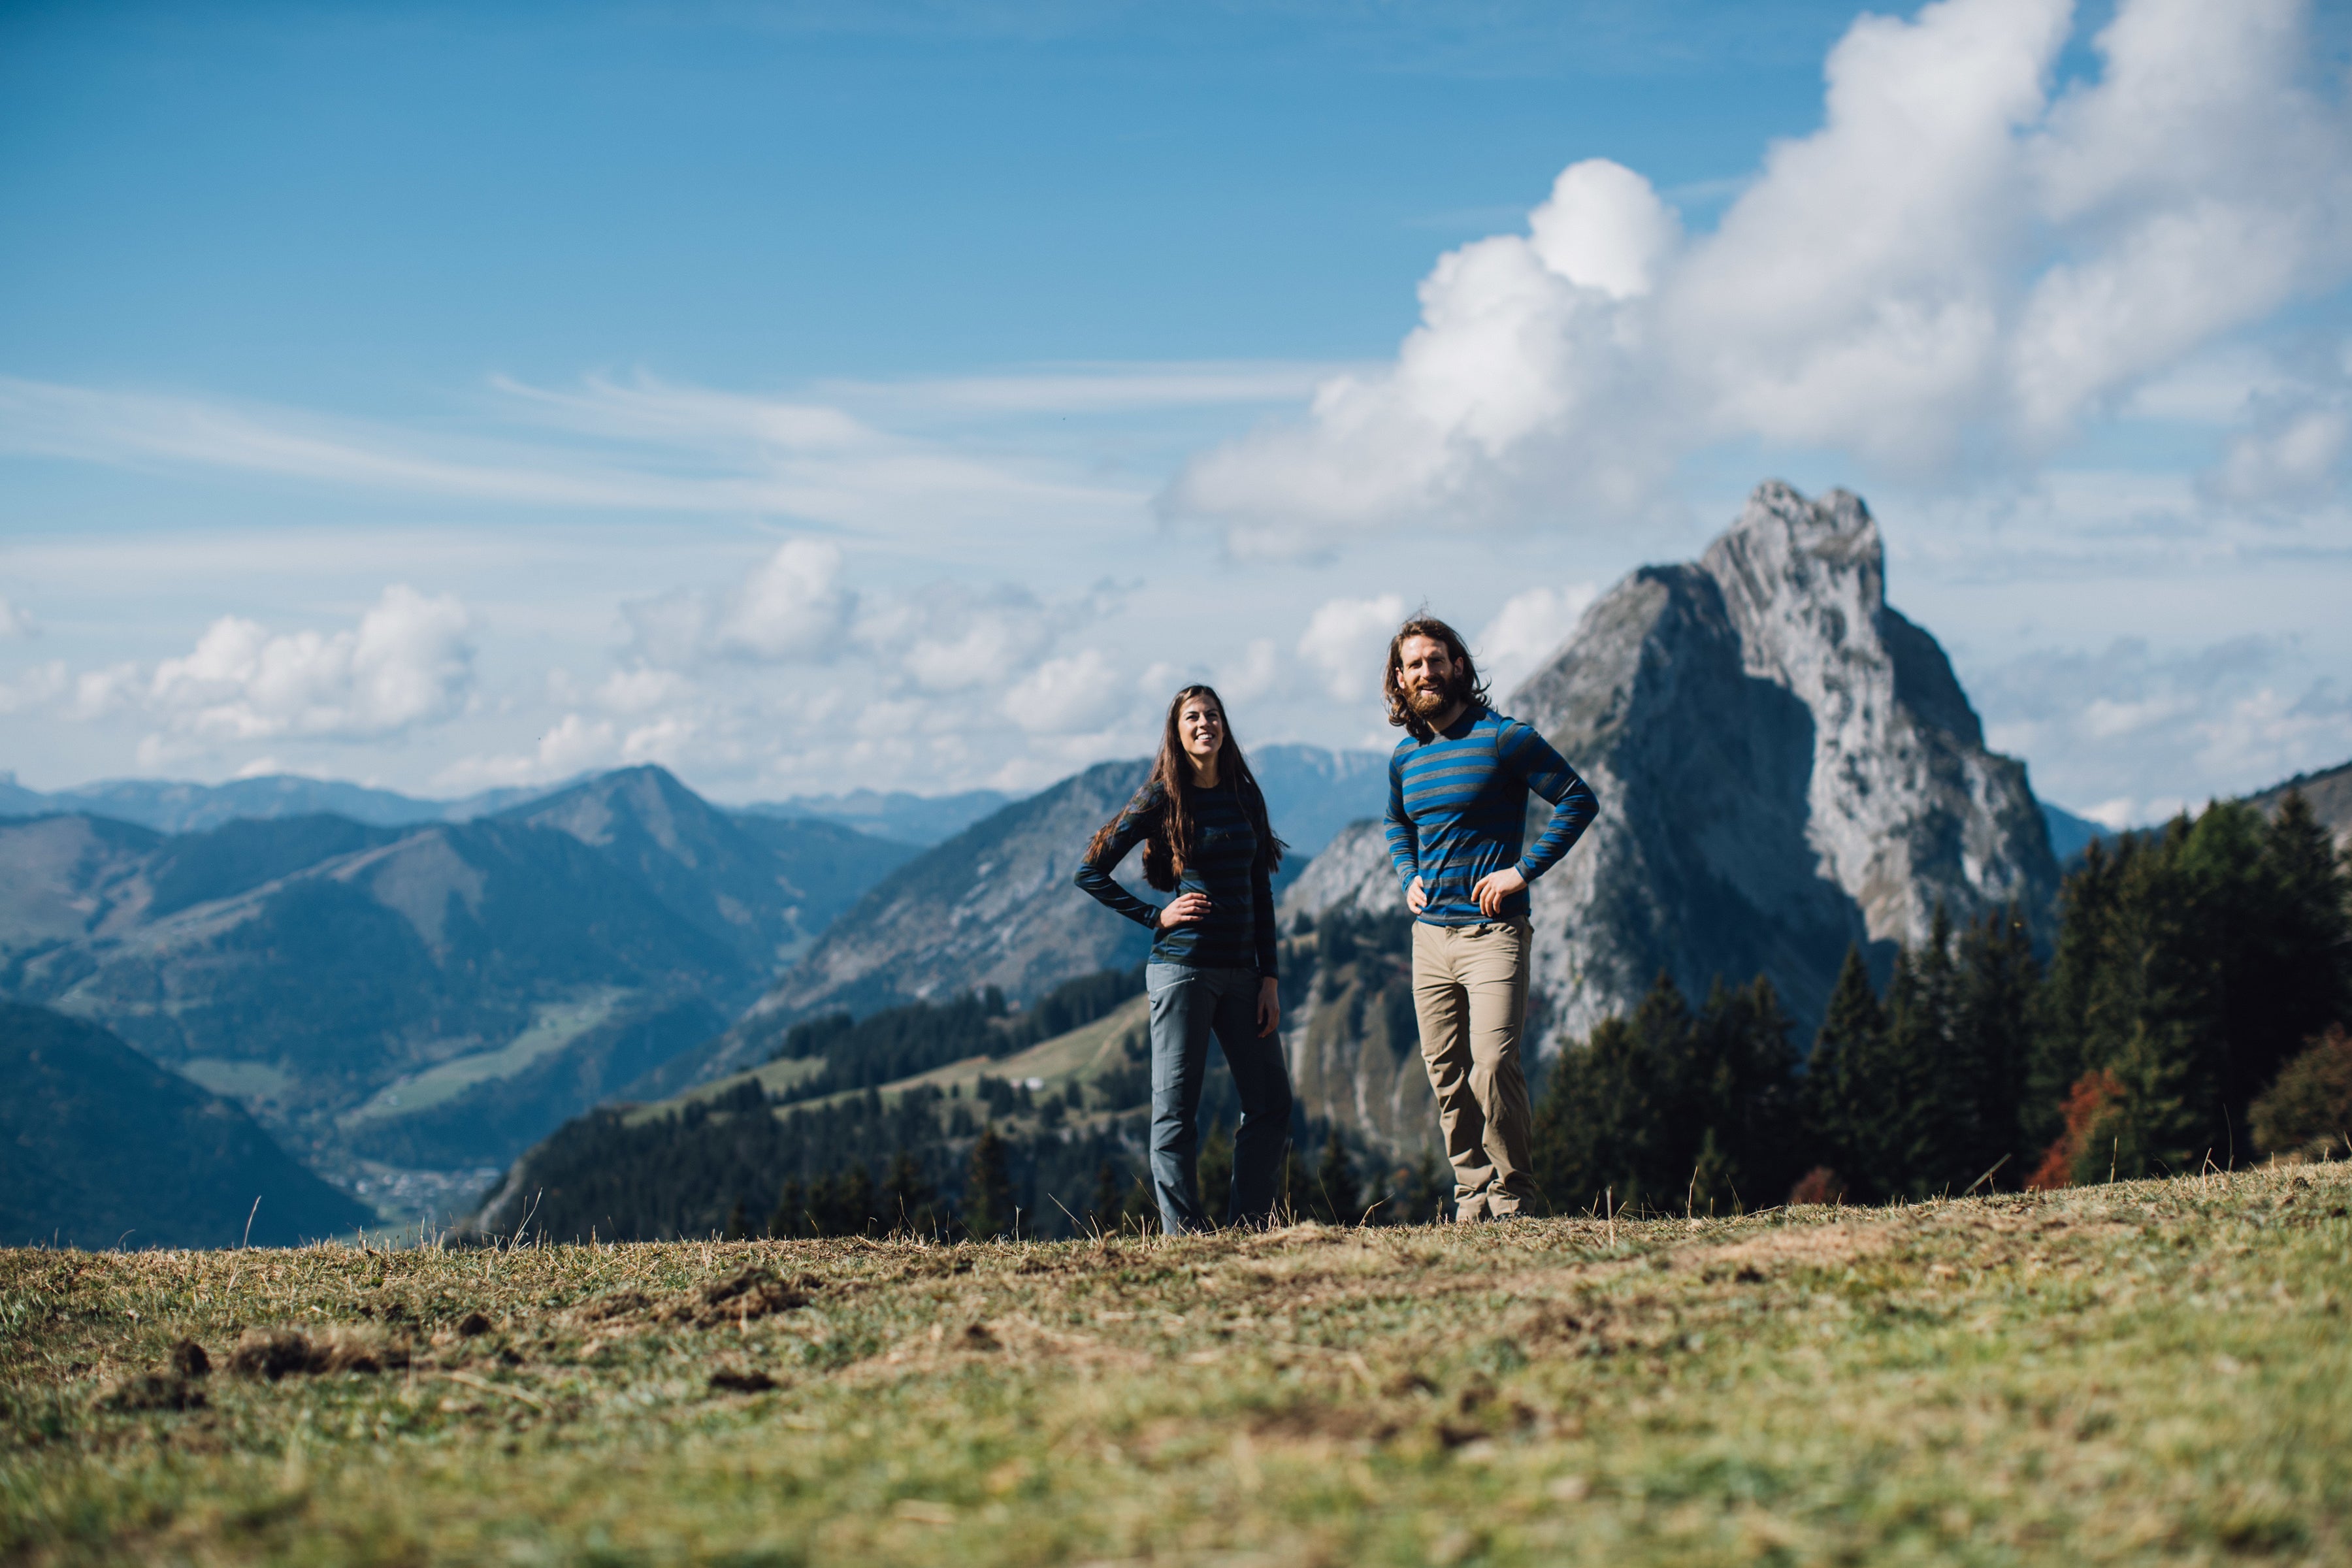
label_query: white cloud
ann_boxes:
[2206,372,2352,506]
[0,659,65,715]
[1166,0,2352,553]
[1478,583,1599,695]
[136,585,474,742]
[436,712,615,791]
[1298,594,1406,702]
[715,540,853,660]
[1970,634,2352,817]
[73,663,139,721]
[595,665,688,715]
[878,585,1058,695]
[619,715,696,764]
[1215,638,1282,705]
[0,596,33,639]
[1004,649,1126,735]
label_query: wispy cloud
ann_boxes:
[825,361,1348,416]
[0,371,1146,538]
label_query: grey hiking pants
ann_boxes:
[1145,962,1293,1233]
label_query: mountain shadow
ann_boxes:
[1,1002,376,1248]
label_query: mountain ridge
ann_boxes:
[0,767,922,1204]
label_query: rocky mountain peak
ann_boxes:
[1695,482,2006,945]
[1289,480,2058,1043]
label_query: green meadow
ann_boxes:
[5,1162,2347,1566]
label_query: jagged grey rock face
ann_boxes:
[1278,819,1402,923]
[1288,482,2059,1045]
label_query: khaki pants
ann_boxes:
[1412,917,1535,1220]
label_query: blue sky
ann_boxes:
[4,0,2350,825]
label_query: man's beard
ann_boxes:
[1405,666,1464,719]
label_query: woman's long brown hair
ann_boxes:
[1084,684,1284,892]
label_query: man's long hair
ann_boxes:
[1383,614,1491,740]
[1084,684,1284,892]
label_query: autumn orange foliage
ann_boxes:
[2026,1069,2124,1190]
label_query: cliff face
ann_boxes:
[1287,482,2060,1046]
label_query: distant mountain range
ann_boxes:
[2039,802,2113,864]
[0,771,552,834]
[736,788,1015,847]
[0,770,998,847]
[1,740,1387,852]
[0,767,919,1203]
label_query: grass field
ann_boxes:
[4,1162,2347,1566]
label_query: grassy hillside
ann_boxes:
[5,1164,2346,1565]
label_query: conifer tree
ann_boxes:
[1689,1128,1736,1215]
[2242,792,2352,1115]
[1087,1160,1125,1234]
[838,1161,878,1235]
[800,1173,840,1236]
[1533,1015,1639,1213]
[2028,836,2123,1154]
[1952,904,2038,1183]
[1534,970,1801,1215]
[2046,817,2218,1180]
[1876,944,1944,1196]
[1688,975,1801,1210]
[1279,1143,1309,1224]
[2115,817,2222,1172]
[1401,1151,1447,1224]
[962,1124,1015,1239]
[882,1149,934,1235]
[1118,1168,1158,1234]
[1311,1128,1361,1225]
[768,1178,807,1239]
[1804,943,1882,1191]
[1907,905,1978,1190]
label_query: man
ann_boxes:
[1382,615,1598,1220]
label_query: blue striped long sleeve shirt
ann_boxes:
[1384,703,1599,926]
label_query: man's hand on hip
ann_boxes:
[1471,867,1526,919]
[1405,875,1427,915]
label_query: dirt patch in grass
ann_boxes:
[225,1326,410,1379]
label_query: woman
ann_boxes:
[1074,685,1293,1233]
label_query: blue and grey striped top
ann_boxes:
[1384,703,1598,926]
[1073,777,1279,976]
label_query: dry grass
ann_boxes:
[4,1162,2349,1565]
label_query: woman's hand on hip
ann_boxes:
[1257,975,1281,1037]
[1158,892,1212,929]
